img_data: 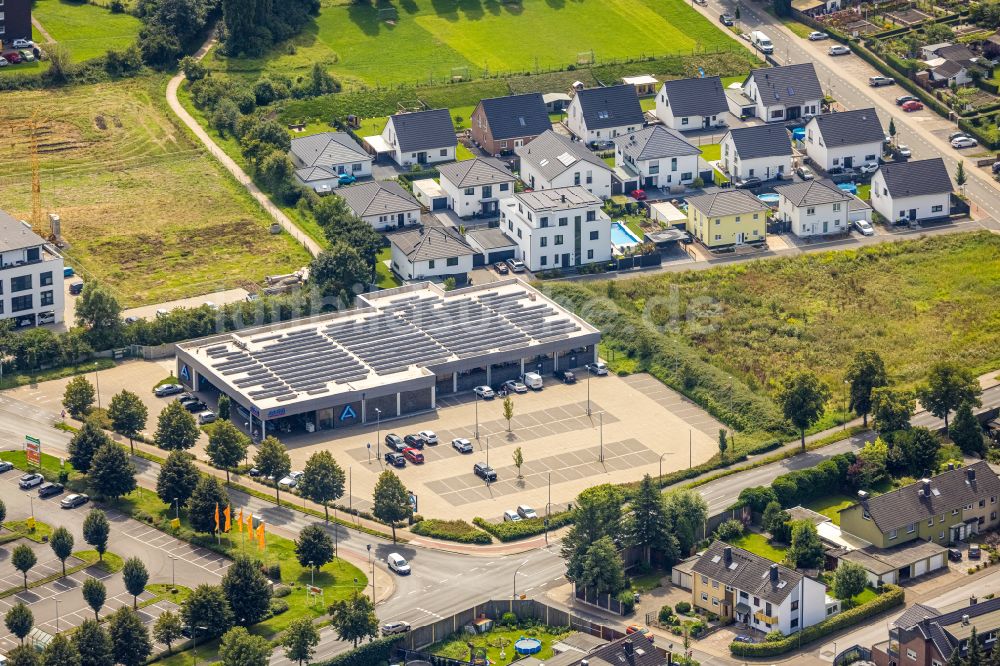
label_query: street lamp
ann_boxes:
[367,544,376,600]
[513,559,529,598]
[170,556,177,589]
[94,362,102,410]
[843,380,849,430]
[587,373,592,416]
[174,498,180,521]
[309,560,315,587]
[375,408,382,457]
[475,391,480,440]
[659,451,670,480]
[55,599,61,634]
[598,412,604,463]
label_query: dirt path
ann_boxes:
[31,17,55,45]
[164,32,322,258]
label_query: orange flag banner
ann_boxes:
[246,512,253,534]
[224,505,232,533]
[236,508,243,533]
[214,503,220,533]
[256,522,265,550]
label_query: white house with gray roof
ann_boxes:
[388,227,476,281]
[565,84,645,145]
[871,158,953,224]
[775,179,852,237]
[338,181,422,231]
[289,132,372,193]
[379,109,457,167]
[743,63,822,122]
[515,130,613,199]
[655,76,729,132]
[613,125,701,190]
[0,210,65,328]
[437,157,515,218]
[721,124,792,182]
[803,109,884,172]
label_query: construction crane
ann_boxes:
[28,112,43,234]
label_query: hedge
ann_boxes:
[735,452,855,510]
[314,636,402,666]
[729,585,904,656]
[410,519,492,545]
[473,511,574,542]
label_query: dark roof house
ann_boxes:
[387,109,457,153]
[775,179,852,207]
[290,132,370,169]
[810,108,884,147]
[692,541,804,605]
[515,130,610,181]
[339,181,421,218]
[389,227,476,264]
[475,93,551,140]
[876,158,953,200]
[573,84,645,129]
[686,189,770,218]
[725,124,792,159]
[614,125,701,162]
[660,76,729,118]
[746,63,823,107]
[438,158,514,188]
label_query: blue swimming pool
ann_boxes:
[757,193,780,205]
[610,221,641,247]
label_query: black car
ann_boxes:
[555,370,576,384]
[384,452,406,468]
[895,94,918,106]
[474,462,497,482]
[948,548,962,562]
[970,544,982,560]
[403,434,426,450]
[992,161,1000,175]
[248,467,262,477]
[38,482,64,498]
[494,262,509,275]
[737,176,762,189]
[0,460,13,473]
[719,13,734,25]
[183,400,208,413]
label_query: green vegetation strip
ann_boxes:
[411,519,492,544]
[1,519,53,543]
[0,551,117,600]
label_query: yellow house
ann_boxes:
[686,190,769,248]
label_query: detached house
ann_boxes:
[743,63,823,122]
[565,85,645,145]
[721,124,792,183]
[804,109,884,172]
[870,158,953,224]
[613,125,701,190]
[775,179,852,237]
[338,181,422,231]
[469,93,551,157]
[388,227,477,282]
[516,130,613,199]
[289,132,372,193]
[686,190,768,248]
[871,596,1000,666]
[692,541,828,636]
[379,109,456,167]
[655,76,729,132]
[438,157,515,218]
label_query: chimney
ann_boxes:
[948,462,955,471]
[724,546,733,565]
[922,479,931,495]
[623,639,634,660]
[770,563,778,582]
[857,490,869,500]
[968,468,976,482]
[963,614,971,625]
[971,596,978,606]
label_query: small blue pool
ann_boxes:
[838,182,858,194]
[610,221,641,247]
[757,193,780,205]
[791,127,806,141]
[515,638,542,655]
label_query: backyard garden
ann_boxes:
[429,618,571,665]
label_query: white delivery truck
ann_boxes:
[521,372,544,390]
[751,31,774,54]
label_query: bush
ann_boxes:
[617,590,636,615]
[410,519,492,544]
[472,511,573,542]
[266,563,281,582]
[675,601,691,614]
[313,636,402,666]
[658,605,674,622]
[269,598,289,615]
[273,585,292,598]
[501,612,518,627]
[714,519,744,541]
[765,629,784,642]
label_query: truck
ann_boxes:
[751,31,774,54]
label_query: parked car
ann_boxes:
[901,100,924,112]
[895,95,918,106]
[384,452,406,468]
[503,380,528,394]
[859,160,880,175]
[0,57,8,67]
[387,553,411,575]
[948,548,963,562]
[403,434,427,450]
[585,362,608,376]
[474,385,495,400]
[948,131,970,142]
[952,136,978,149]
[506,258,526,273]
[68,281,84,295]
[734,634,755,644]
[183,399,208,413]
[828,45,850,56]
[494,261,509,275]
[0,460,14,473]
[198,411,217,425]
[503,510,522,522]
[853,219,875,236]
[18,50,34,62]
[337,173,356,185]
[520,372,543,390]
[60,493,90,509]
[381,621,411,636]
[625,625,653,643]
[3,52,21,64]
[896,144,912,158]
[555,369,576,384]
[38,482,64,498]
[12,39,33,49]
[868,76,894,87]
[452,438,474,454]
[796,166,815,180]
[385,434,405,452]
[402,448,424,464]
[993,161,1000,175]
[248,467,262,477]
[474,462,498,482]
[19,473,44,489]
[418,430,438,445]
[630,189,648,201]
[719,13,734,25]
[737,176,762,189]
[278,471,303,488]
[517,505,538,519]
[808,31,828,40]
[970,544,982,560]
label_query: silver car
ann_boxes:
[452,438,474,454]
[828,44,850,56]
[853,219,875,236]
[474,385,495,400]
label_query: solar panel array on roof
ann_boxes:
[476,290,581,342]
[324,312,451,375]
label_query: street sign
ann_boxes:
[25,435,40,468]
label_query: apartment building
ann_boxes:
[0,210,64,327]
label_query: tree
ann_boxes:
[309,243,369,301]
[328,590,378,647]
[50,526,75,577]
[872,387,915,434]
[188,475,230,534]
[72,619,114,666]
[853,437,890,488]
[895,427,941,477]
[222,554,272,626]
[12,544,36,589]
[956,160,967,189]
[282,617,320,665]
[218,394,232,421]
[968,626,985,666]
[921,361,982,429]
[562,484,625,581]
[778,371,831,451]
[951,402,986,457]
[83,509,111,561]
[254,436,291,504]
[845,351,888,427]
[219,626,272,666]
[5,602,33,644]
[665,489,708,556]
[122,557,149,609]
[75,283,123,348]
[298,450,345,523]
[513,446,524,478]
[788,520,824,568]
[107,606,152,666]
[503,395,514,431]
[832,560,868,601]
[42,634,81,666]
[82,578,107,620]
[183,584,234,637]
[0,498,5,525]
[314,197,383,279]
[153,611,183,655]
[207,420,250,483]
[179,56,207,82]
[63,376,96,417]
[888,118,896,141]
[762,501,791,543]
[579,536,627,594]
[718,429,728,459]
[157,449,201,508]
[107,390,148,455]
[372,470,411,543]
[89,441,137,500]
[155,400,200,451]
[295,525,335,569]
[623,475,679,566]
[6,646,40,666]
[68,421,112,473]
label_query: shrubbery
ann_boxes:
[313,636,402,666]
[737,452,856,510]
[410,519,492,545]
[472,511,573,542]
[675,601,691,614]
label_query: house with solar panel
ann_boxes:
[371,109,457,167]
[742,63,823,123]
[289,132,372,193]
[469,93,552,157]
[655,76,730,132]
[565,84,645,145]
[515,130,613,199]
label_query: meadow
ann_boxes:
[0,77,312,306]
[34,0,141,62]
[207,0,738,86]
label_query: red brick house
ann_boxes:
[470,93,551,157]
[872,597,1000,666]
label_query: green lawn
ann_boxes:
[640,97,657,112]
[33,0,142,62]
[376,247,401,289]
[603,155,616,168]
[729,533,787,563]
[431,627,572,665]
[857,183,872,201]
[721,75,745,87]
[804,494,856,525]
[699,143,721,162]
[207,0,737,86]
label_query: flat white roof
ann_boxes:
[412,178,445,198]
[622,75,658,85]
[649,201,687,223]
[363,134,392,154]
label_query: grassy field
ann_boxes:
[0,77,312,306]
[206,0,737,86]
[804,494,855,525]
[730,533,787,563]
[33,0,142,62]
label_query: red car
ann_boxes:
[402,447,424,464]
[630,189,648,201]
[2,52,21,64]
[901,100,923,112]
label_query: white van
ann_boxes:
[387,553,411,575]
[521,372,543,390]
[751,31,774,54]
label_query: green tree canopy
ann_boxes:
[921,361,982,429]
[156,450,201,508]
[122,557,149,609]
[75,283,123,349]
[665,489,708,556]
[295,524,335,569]
[309,243,369,303]
[50,526,75,577]
[89,441,137,500]
[832,560,868,601]
[623,475,678,566]
[182,584,234,638]
[83,577,107,620]
[778,371,831,450]
[254,436,291,504]
[788,520,824,568]
[107,606,152,666]
[68,421,112,473]
[562,484,625,582]
[153,611,184,655]
[578,536,627,595]
[108,390,148,454]
[42,633,81,666]
[894,427,941,477]
[71,619,114,666]
[6,645,40,666]
[207,420,250,483]
[5,601,33,644]
[12,544,37,589]
[373,470,412,543]
[950,402,986,458]
[83,509,111,561]
[221,555,272,626]
[282,617,320,666]
[872,387,915,434]
[762,501,791,543]
[845,350,888,426]
[328,590,378,647]
[63,376,97,417]
[219,626,273,666]
[155,400,200,451]
[298,450,345,523]
[188,475,231,534]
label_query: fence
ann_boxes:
[130,343,177,360]
[574,583,628,615]
[834,644,872,666]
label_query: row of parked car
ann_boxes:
[4,462,91,508]
[0,40,40,67]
